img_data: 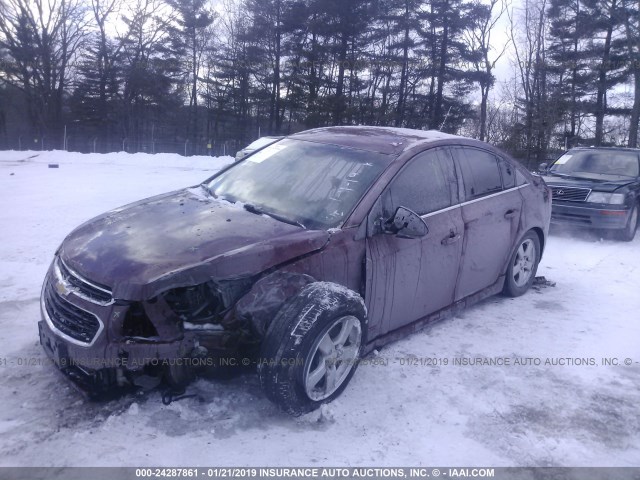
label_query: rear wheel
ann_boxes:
[617,205,638,242]
[503,231,541,297]
[258,282,367,416]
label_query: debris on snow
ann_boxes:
[532,276,557,291]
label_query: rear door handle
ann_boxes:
[504,209,519,219]
[441,231,461,245]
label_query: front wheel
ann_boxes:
[503,231,541,297]
[258,282,367,416]
[617,205,638,242]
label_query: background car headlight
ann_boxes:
[586,192,625,205]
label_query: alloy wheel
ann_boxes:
[304,315,362,401]
[512,239,536,287]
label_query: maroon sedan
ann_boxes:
[39,126,551,415]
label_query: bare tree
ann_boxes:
[117,0,178,145]
[90,0,121,123]
[0,0,88,137]
[466,0,510,141]
[508,0,549,165]
[167,0,215,143]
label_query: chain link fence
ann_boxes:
[6,134,242,158]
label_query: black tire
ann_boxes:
[617,205,638,242]
[258,282,367,416]
[503,230,541,297]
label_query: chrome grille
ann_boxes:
[56,258,112,304]
[43,279,102,344]
[549,185,591,202]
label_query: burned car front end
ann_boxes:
[37,191,333,396]
[38,136,388,397]
[39,252,257,394]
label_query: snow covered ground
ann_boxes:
[0,150,639,467]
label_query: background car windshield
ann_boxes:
[245,137,279,150]
[208,139,389,229]
[551,150,640,178]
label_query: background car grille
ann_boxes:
[549,185,591,202]
[44,280,101,344]
[57,258,112,304]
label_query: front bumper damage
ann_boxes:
[38,317,200,396]
[38,257,244,397]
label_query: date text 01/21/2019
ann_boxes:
[133,468,493,478]
[392,357,630,367]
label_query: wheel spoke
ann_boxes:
[324,364,338,393]
[340,346,359,363]
[333,317,355,347]
[304,315,362,401]
[306,362,326,392]
[512,262,522,277]
[318,334,335,356]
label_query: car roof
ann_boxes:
[570,146,640,153]
[288,126,463,156]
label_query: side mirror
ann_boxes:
[385,207,428,238]
[538,162,548,173]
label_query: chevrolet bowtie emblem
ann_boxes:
[55,280,70,297]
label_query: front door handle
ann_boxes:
[504,209,519,219]
[441,231,461,245]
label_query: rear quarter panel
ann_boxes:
[518,175,551,258]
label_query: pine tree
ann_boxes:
[547,0,596,146]
[117,0,183,149]
[588,0,627,145]
[166,0,214,144]
[622,0,640,147]
[70,0,122,142]
[417,0,477,131]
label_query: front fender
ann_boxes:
[233,271,317,338]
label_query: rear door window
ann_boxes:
[454,148,503,200]
[499,158,516,189]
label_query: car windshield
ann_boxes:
[207,139,389,229]
[245,137,280,151]
[550,150,640,179]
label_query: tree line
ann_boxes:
[0,0,639,166]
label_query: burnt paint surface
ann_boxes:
[232,228,367,339]
[234,271,315,338]
[60,187,329,300]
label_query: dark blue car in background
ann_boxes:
[540,147,640,241]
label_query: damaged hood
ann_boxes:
[59,187,330,300]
